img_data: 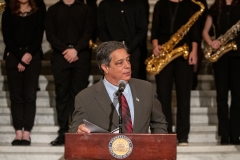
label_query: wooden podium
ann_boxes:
[65,133,176,160]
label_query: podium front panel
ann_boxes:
[65,133,176,160]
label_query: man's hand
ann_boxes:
[62,48,78,63]
[21,53,32,65]
[77,124,90,133]
[17,63,25,72]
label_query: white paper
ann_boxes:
[83,119,119,133]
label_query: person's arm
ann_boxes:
[45,6,68,53]
[73,6,94,52]
[69,95,89,133]
[202,15,221,49]
[150,84,168,134]
[97,1,112,42]
[27,9,45,57]
[152,39,162,56]
[188,3,201,65]
[151,2,161,56]
[127,2,148,53]
[188,42,198,65]
[1,10,28,66]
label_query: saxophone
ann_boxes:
[0,2,6,12]
[145,0,205,75]
[204,20,240,62]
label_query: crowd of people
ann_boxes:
[1,0,240,147]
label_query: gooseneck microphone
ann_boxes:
[117,80,127,133]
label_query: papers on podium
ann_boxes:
[83,119,119,133]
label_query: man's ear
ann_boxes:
[101,64,109,74]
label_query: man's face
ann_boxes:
[102,48,131,86]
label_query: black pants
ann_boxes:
[213,55,240,138]
[155,57,193,141]
[51,50,90,135]
[5,52,41,131]
[130,47,141,79]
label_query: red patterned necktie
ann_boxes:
[121,94,133,133]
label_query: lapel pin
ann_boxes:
[136,97,139,102]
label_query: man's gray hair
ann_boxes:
[96,41,128,73]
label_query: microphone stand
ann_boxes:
[117,91,123,133]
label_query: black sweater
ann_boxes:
[97,0,148,53]
[45,0,94,54]
[151,0,201,49]
[2,8,45,61]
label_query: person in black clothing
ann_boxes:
[1,0,45,146]
[45,0,94,146]
[202,0,240,145]
[97,0,148,78]
[79,0,97,42]
[151,0,200,145]
[192,0,208,90]
[79,0,97,76]
[139,0,150,80]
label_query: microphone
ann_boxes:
[116,80,127,133]
[118,80,127,93]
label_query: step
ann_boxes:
[0,144,239,160]
[0,89,226,108]
[0,107,219,125]
[0,125,218,133]
[0,74,97,91]
[0,126,59,133]
[0,90,221,109]
[0,144,64,160]
[0,132,225,144]
[178,153,240,160]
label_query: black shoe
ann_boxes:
[231,136,240,145]
[21,137,31,146]
[11,139,21,146]
[221,136,230,145]
[178,139,189,146]
[50,135,65,146]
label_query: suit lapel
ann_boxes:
[129,79,144,132]
[94,80,119,128]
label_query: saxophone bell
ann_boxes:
[0,2,6,12]
[89,40,97,49]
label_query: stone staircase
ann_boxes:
[0,0,240,160]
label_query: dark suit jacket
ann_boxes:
[69,78,168,133]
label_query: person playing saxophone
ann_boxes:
[151,0,200,146]
[202,0,240,145]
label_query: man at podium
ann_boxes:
[70,41,168,134]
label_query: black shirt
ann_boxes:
[2,8,45,61]
[45,0,94,53]
[151,0,200,49]
[97,0,148,53]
